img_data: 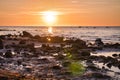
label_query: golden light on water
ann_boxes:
[48,27,53,34]
[47,37,51,41]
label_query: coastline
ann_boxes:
[0,31,120,80]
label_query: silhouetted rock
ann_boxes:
[95,38,104,49]
[22,31,33,38]
[112,54,118,57]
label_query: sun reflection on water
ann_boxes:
[48,27,53,34]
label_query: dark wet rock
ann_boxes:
[0,39,3,49]
[112,54,118,57]
[87,65,101,71]
[34,36,64,43]
[104,43,120,49]
[119,54,120,57]
[62,61,71,67]
[52,65,61,70]
[19,40,26,44]
[118,64,120,69]
[22,31,33,38]
[106,63,112,68]
[27,43,35,50]
[4,50,13,58]
[56,54,65,60]
[94,38,104,50]
[0,52,3,56]
[34,35,40,39]
[83,72,111,79]
[0,35,6,39]
[25,66,32,72]
[63,71,72,76]
[86,60,94,65]
[97,56,107,62]
[89,55,99,61]
[113,43,120,49]
[17,60,22,66]
[95,38,104,46]
[0,76,8,80]
[65,39,87,49]
[104,56,118,64]
[79,51,90,57]
[5,45,11,49]
[39,58,50,64]
[50,36,64,43]
[73,50,91,60]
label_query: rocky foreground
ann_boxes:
[0,31,120,80]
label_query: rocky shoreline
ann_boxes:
[0,31,120,80]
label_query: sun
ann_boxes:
[41,11,59,25]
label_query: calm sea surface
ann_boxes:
[0,26,120,43]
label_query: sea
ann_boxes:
[0,26,120,43]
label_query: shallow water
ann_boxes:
[91,48,120,57]
[0,26,120,43]
[91,48,120,79]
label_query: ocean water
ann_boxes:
[0,26,120,43]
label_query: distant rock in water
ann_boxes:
[95,38,104,46]
[0,39,3,49]
[94,38,104,49]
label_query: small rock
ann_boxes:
[112,54,118,57]
[4,50,13,58]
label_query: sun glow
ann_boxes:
[41,11,59,25]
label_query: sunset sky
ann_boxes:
[0,0,120,26]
